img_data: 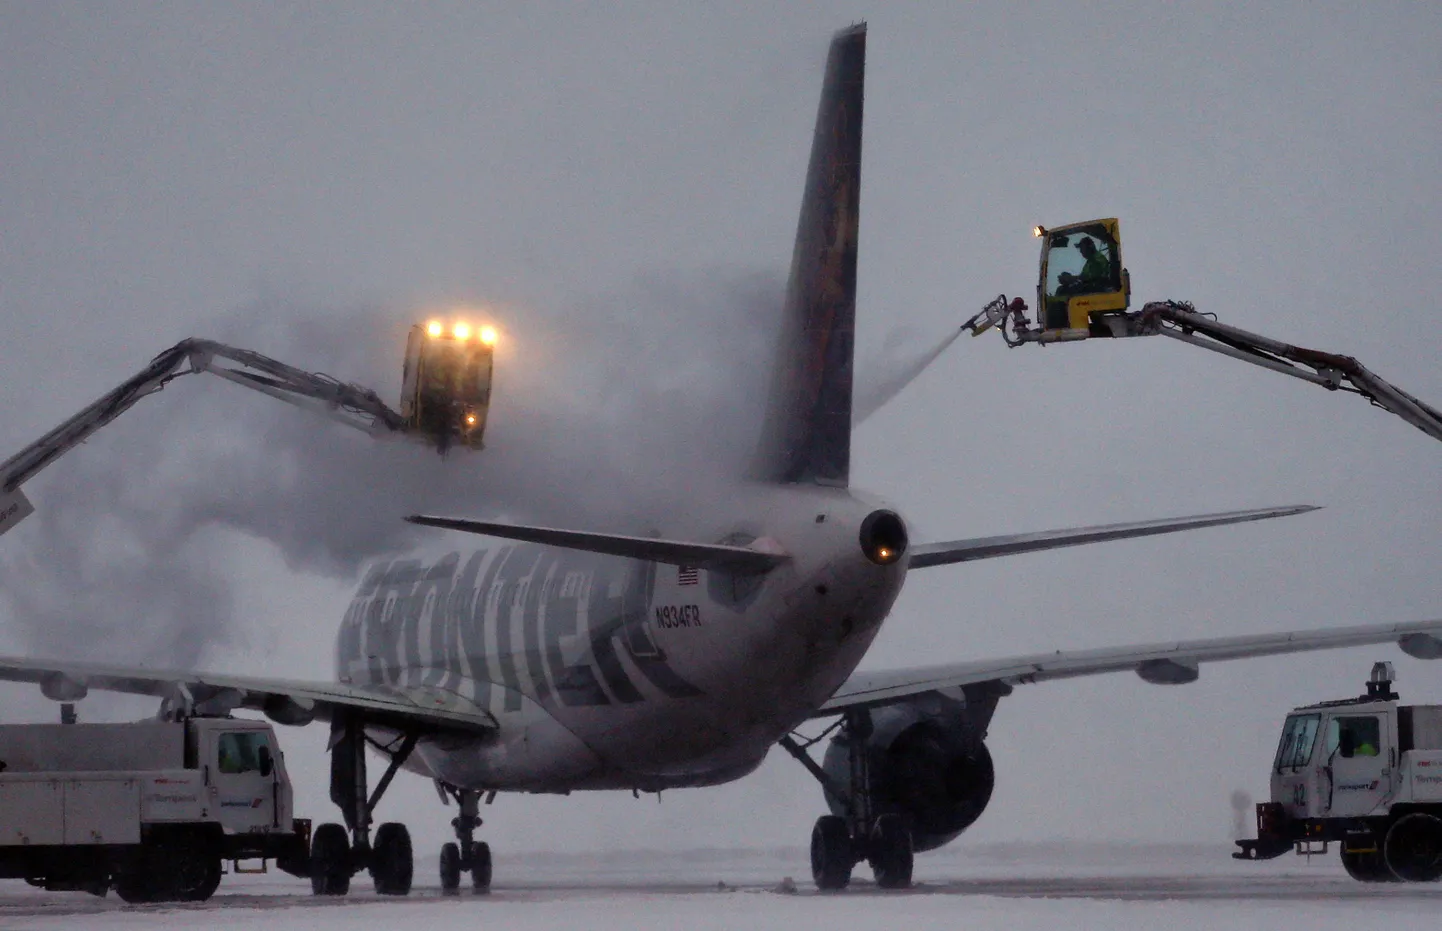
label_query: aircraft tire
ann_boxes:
[309,822,351,896]
[810,815,853,891]
[440,842,461,894]
[471,841,493,893]
[1384,813,1442,883]
[371,822,414,896]
[868,814,913,889]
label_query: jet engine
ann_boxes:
[821,698,995,853]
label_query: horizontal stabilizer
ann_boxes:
[405,515,789,574]
[909,505,1319,569]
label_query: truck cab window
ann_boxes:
[1274,714,1320,771]
[217,732,271,775]
[1325,716,1381,758]
[1047,233,1114,299]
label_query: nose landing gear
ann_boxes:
[436,785,493,894]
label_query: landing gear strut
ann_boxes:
[311,712,418,897]
[781,710,913,891]
[437,784,493,894]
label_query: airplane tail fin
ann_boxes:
[753,23,865,487]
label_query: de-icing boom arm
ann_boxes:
[0,338,409,535]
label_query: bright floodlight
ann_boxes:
[453,322,471,340]
[1033,225,1045,238]
[426,320,443,338]
[479,325,498,346]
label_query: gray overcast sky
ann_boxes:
[1,2,1440,859]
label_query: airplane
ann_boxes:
[0,21,1440,897]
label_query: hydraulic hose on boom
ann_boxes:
[962,218,1442,447]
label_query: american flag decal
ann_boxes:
[678,566,699,586]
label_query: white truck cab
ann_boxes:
[1238,663,1442,882]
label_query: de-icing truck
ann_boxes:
[0,714,310,902]
[1235,663,1442,882]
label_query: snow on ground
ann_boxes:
[8,893,1437,931]
[2,843,1439,931]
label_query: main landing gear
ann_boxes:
[436,785,493,894]
[781,711,914,891]
[310,712,418,897]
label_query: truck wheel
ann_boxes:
[310,822,351,896]
[868,814,914,889]
[1384,813,1442,882]
[471,841,492,893]
[371,822,413,896]
[810,815,853,890]
[1340,849,1396,882]
[113,871,154,904]
[440,842,461,894]
[170,847,222,901]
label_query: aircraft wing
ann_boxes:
[818,618,1442,714]
[908,505,1318,568]
[0,655,497,734]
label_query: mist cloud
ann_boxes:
[0,270,786,666]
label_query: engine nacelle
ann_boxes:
[822,698,995,853]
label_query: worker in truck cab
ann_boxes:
[1058,236,1112,294]
[1330,717,1381,757]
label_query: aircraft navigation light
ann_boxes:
[426,320,444,338]
[453,322,471,340]
[479,325,498,346]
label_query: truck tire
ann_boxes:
[1384,813,1442,882]
[1340,849,1396,882]
[167,844,222,901]
[310,822,351,896]
[113,834,220,903]
[371,822,413,896]
[113,870,155,904]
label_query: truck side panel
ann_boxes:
[140,771,208,823]
[1400,749,1442,804]
[1410,707,1442,750]
[0,723,183,772]
[0,780,63,845]
[63,779,140,845]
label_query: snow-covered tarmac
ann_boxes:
[2,843,1438,930]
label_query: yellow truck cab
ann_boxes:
[1035,218,1131,340]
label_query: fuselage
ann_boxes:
[334,486,907,792]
